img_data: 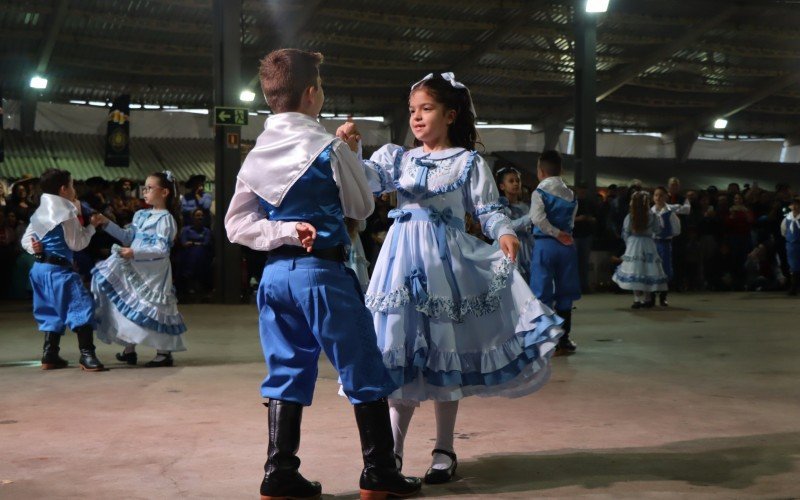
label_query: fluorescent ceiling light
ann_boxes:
[88,101,106,107]
[713,118,728,129]
[68,100,86,105]
[143,104,160,109]
[30,76,48,89]
[240,90,256,102]
[585,0,609,13]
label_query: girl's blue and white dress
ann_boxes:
[496,197,533,283]
[612,213,668,292]
[91,209,187,351]
[363,145,563,403]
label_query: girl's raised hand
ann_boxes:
[295,222,317,252]
[498,234,520,263]
[118,247,134,259]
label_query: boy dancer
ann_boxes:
[22,168,105,371]
[781,196,800,296]
[529,150,581,354]
[225,49,420,499]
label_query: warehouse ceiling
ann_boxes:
[2,0,800,137]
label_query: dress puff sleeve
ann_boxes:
[132,213,176,261]
[363,144,405,195]
[464,154,515,241]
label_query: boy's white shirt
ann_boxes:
[22,193,95,254]
[225,112,373,251]
[780,211,800,237]
[651,204,681,238]
[528,176,577,238]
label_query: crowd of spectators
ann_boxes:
[2,167,797,301]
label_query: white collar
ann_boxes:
[30,194,79,238]
[406,146,467,161]
[538,176,567,189]
[237,112,336,207]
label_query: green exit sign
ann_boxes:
[214,106,249,126]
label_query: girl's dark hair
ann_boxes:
[149,172,181,237]
[630,191,651,234]
[410,74,481,151]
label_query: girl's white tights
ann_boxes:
[633,290,646,303]
[389,400,459,470]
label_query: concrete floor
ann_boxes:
[1,292,799,499]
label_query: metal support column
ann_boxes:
[212,0,242,304]
[573,4,597,192]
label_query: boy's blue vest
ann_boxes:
[533,188,577,237]
[258,145,350,249]
[787,219,800,244]
[655,211,673,240]
[40,225,73,261]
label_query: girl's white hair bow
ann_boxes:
[411,72,477,118]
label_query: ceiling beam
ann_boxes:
[671,71,800,136]
[449,0,550,76]
[595,5,739,103]
[35,0,69,73]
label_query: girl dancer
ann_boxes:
[91,171,187,366]
[613,190,668,308]
[651,187,681,306]
[495,166,534,282]
[339,72,563,484]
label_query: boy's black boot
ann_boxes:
[790,273,800,296]
[74,325,105,371]
[659,292,669,306]
[354,398,422,499]
[555,309,577,354]
[41,332,69,370]
[260,400,321,500]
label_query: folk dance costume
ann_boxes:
[347,219,371,292]
[497,196,534,283]
[781,211,800,295]
[225,112,418,499]
[91,209,187,353]
[362,145,563,403]
[22,194,104,370]
[612,213,668,303]
[529,176,581,352]
[651,205,681,306]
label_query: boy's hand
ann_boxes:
[499,234,520,263]
[90,213,108,227]
[557,231,574,246]
[31,237,43,254]
[296,222,317,252]
[118,247,134,259]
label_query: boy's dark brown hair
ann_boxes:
[39,168,72,195]
[538,150,562,177]
[259,49,323,113]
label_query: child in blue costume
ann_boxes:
[91,171,187,367]
[495,166,534,283]
[339,73,563,485]
[651,186,690,306]
[224,49,420,500]
[613,190,668,307]
[529,150,581,355]
[781,196,800,296]
[21,168,105,371]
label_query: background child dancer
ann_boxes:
[652,187,691,306]
[529,150,581,354]
[613,190,668,308]
[339,72,563,485]
[781,196,800,295]
[22,168,106,371]
[495,166,534,283]
[91,171,187,367]
[225,48,420,500]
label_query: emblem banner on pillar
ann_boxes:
[105,94,130,167]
